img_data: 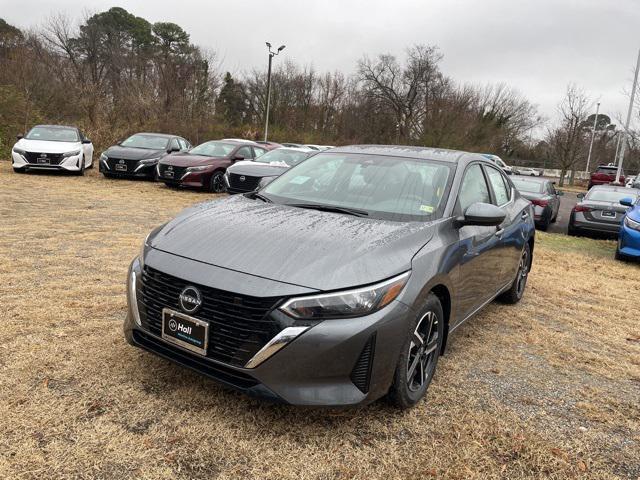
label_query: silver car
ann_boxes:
[568,185,640,236]
[511,176,562,230]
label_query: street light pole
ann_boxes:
[585,102,600,173]
[613,131,622,166]
[263,42,285,142]
[616,47,640,184]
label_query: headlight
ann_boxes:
[139,157,160,164]
[186,165,210,172]
[62,149,81,158]
[13,147,26,155]
[100,153,108,161]
[624,216,640,231]
[279,272,410,319]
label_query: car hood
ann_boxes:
[148,195,435,291]
[160,152,224,167]
[227,161,288,177]
[104,145,166,160]
[16,139,81,153]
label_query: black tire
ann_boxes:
[209,171,226,193]
[615,238,627,262]
[551,209,558,223]
[499,242,531,304]
[13,167,26,174]
[537,219,549,231]
[75,156,85,176]
[388,293,444,409]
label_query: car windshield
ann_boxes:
[512,178,544,193]
[254,149,310,167]
[121,134,169,150]
[261,153,453,221]
[189,141,235,157]
[25,126,79,142]
[586,189,638,203]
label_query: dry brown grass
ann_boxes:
[0,162,638,480]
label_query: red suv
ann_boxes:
[589,165,624,189]
[157,140,268,192]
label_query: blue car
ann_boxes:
[616,195,640,261]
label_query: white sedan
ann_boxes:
[514,166,542,176]
[11,125,94,175]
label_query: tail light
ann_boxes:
[574,204,592,213]
[531,198,549,207]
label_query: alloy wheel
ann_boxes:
[211,172,225,193]
[516,248,530,297]
[406,311,439,392]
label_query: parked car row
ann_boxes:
[10,125,323,193]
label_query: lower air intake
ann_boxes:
[350,333,376,393]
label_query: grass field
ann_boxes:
[0,162,638,479]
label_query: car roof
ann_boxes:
[271,146,313,153]
[328,144,484,164]
[32,124,78,130]
[131,132,176,138]
[589,184,631,192]
[511,175,547,183]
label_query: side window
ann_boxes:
[177,138,188,150]
[458,164,491,213]
[236,146,253,159]
[253,147,267,158]
[485,166,510,206]
[547,183,556,195]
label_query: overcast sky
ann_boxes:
[2,0,639,130]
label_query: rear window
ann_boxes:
[512,178,543,193]
[586,189,637,203]
[595,166,622,175]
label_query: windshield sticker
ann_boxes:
[420,205,434,213]
[290,176,311,185]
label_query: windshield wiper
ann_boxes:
[286,203,369,217]
[244,191,272,203]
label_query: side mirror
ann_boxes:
[620,197,634,207]
[167,146,180,153]
[455,202,506,228]
[82,138,91,144]
[16,134,23,141]
[576,193,585,199]
[232,154,245,161]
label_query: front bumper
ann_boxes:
[618,224,640,258]
[123,257,412,406]
[160,169,211,188]
[12,152,82,171]
[100,158,157,178]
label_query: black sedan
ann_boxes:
[511,176,563,230]
[224,147,313,194]
[124,145,534,408]
[99,133,191,179]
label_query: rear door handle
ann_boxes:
[495,227,505,237]
[521,212,529,220]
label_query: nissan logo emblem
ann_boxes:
[39,153,47,158]
[119,159,125,164]
[239,176,246,182]
[179,286,202,314]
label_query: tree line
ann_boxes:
[0,8,638,182]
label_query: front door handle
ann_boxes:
[495,227,505,237]
[521,211,529,220]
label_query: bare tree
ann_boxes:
[545,84,590,186]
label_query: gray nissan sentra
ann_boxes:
[124,145,535,408]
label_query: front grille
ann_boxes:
[158,164,187,180]
[132,330,258,389]
[228,173,261,193]
[107,158,139,171]
[350,334,376,393]
[24,152,64,165]
[139,266,283,367]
